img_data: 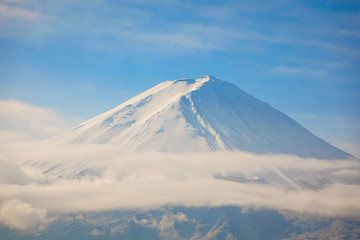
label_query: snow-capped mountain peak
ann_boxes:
[56,76,350,159]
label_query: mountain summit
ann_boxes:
[59,75,349,159]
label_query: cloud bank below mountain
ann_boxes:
[1,147,360,233]
[0,99,359,232]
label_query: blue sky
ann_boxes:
[0,0,359,155]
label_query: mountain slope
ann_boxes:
[57,75,349,159]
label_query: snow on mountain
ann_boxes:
[56,75,350,159]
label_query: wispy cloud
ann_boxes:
[1,0,358,57]
[0,3,38,20]
[273,66,328,79]
[0,99,70,141]
[339,29,360,38]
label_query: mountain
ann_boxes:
[3,76,358,240]
[57,75,349,159]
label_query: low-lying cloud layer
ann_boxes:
[0,144,360,232]
[0,100,359,232]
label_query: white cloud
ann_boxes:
[134,212,189,239]
[0,99,70,141]
[0,159,29,185]
[0,199,54,232]
[0,3,38,20]
[273,66,328,79]
[157,212,187,230]
[89,229,105,236]
[0,146,359,221]
[75,214,84,222]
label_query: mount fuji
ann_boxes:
[3,76,359,240]
[57,75,349,159]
